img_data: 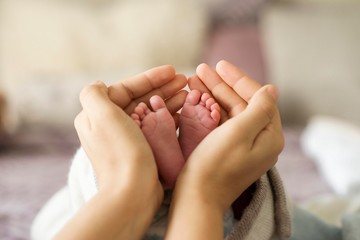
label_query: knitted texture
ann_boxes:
[227,168,292,240]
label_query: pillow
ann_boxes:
[0,0,208,128]
[261,4,360,125]
[301,115,360,195]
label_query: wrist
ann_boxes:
[174,173,227,214]
[175,167,241,215]
[97,182,163,239]
[166,179,224,240]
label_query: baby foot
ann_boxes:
[131,96,185,188]
[179,90,221,160]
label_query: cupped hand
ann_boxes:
[75,65,187,191]
[179,60,284,212]
[75,81,163,202]
[70,66,188,240]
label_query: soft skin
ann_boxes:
[165,60,284,240]
[56,65,187,240]
[55,61,283,240]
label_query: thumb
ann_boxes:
[240,85,279,140]
[79,81,122,120]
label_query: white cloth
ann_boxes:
[67,148,98,213]
[31,148,95,239]
[301,115,360,195]
[31,186,73,240]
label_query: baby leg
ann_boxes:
[179,89,221,160]
[131,96,184,188]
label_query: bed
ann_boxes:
[1,1,360,239]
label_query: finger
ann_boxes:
[79,81,109,112]
[74,111,93,156]
[188,75,211,94]
[252,105,284,166]
[108,65,177,108]
[196,63,247,117]
[74,111,91,133]
[236,85,279,141]
[216,60,262,103]
[251,85,283,158]
[253,114,284,161]
[79,81,124,122]
[123,74,187,115]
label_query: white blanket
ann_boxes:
[301,115,360,195]
[31,148,96,239]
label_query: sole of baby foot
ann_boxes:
[179,89,221,160]
[132,96,185,188]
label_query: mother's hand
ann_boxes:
[165,61,284,240]
[181,60,284,211]
[70,66,188,240]
[75,65,187,190]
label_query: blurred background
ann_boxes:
[0,0,360,238]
